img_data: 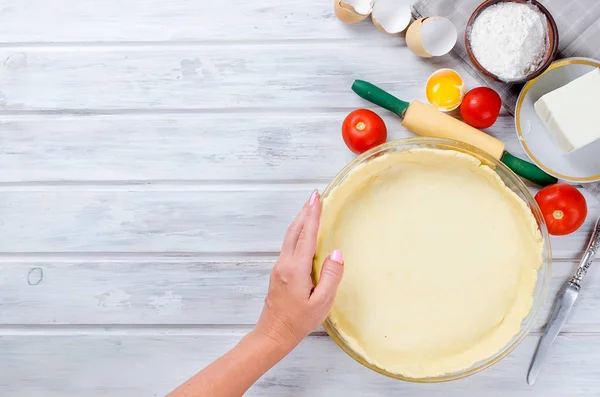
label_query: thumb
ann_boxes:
[312,250,344,304]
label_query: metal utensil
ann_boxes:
[527,216,600,385]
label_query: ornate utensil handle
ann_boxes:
[570,217,600,287]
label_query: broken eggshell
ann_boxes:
[406,17,457,57]
[371,0,412,34]
[334,0,373,24]
[334,0,411,34]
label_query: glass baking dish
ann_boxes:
[316,137,552,382]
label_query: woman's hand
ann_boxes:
[169,190,343,397]
[255,190,344,350]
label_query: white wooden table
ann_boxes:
[1,1,599,396]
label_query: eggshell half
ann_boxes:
[334,0,373,24]
[406,16,457,57]
[371,0,412,34]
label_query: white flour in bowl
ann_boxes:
[469,2,549,81]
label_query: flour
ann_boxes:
[469,2,548,81]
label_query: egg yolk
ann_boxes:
[426,69,465,111]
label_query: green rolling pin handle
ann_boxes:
[352,80,410,118]
[501,152,558,187]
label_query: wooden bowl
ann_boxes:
[465,0,559,84]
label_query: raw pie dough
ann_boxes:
[314,148,544,378]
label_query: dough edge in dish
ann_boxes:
[313,148,544,378]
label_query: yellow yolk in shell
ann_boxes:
[426,69,465,111]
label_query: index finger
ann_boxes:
[281,198,310,255]
[295,191,322,266]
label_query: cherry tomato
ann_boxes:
[459,87,502,129]
[342,109,387,154]
[535,184,587,236]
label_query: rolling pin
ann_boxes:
[352,80,558,186]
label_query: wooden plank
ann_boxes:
[2,259,600,330]
[0,189,596,258]
[0,260,270,325]
[0,188,307,254]
[0,112,377,183]
[0,0,383,43]
[0,45,472,111]
[0,113,527,182]
[1,333,599,396]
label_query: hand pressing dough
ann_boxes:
[314,148,543,378]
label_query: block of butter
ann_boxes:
[534,68,600,153]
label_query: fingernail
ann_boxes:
[330,249,344,264]
[309,189,319,206]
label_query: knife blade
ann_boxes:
[527,216,600,385]
[527,282,579,385]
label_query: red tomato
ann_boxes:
[460,87,502,129]
[342,109,387,154]
[535,184,587,236]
